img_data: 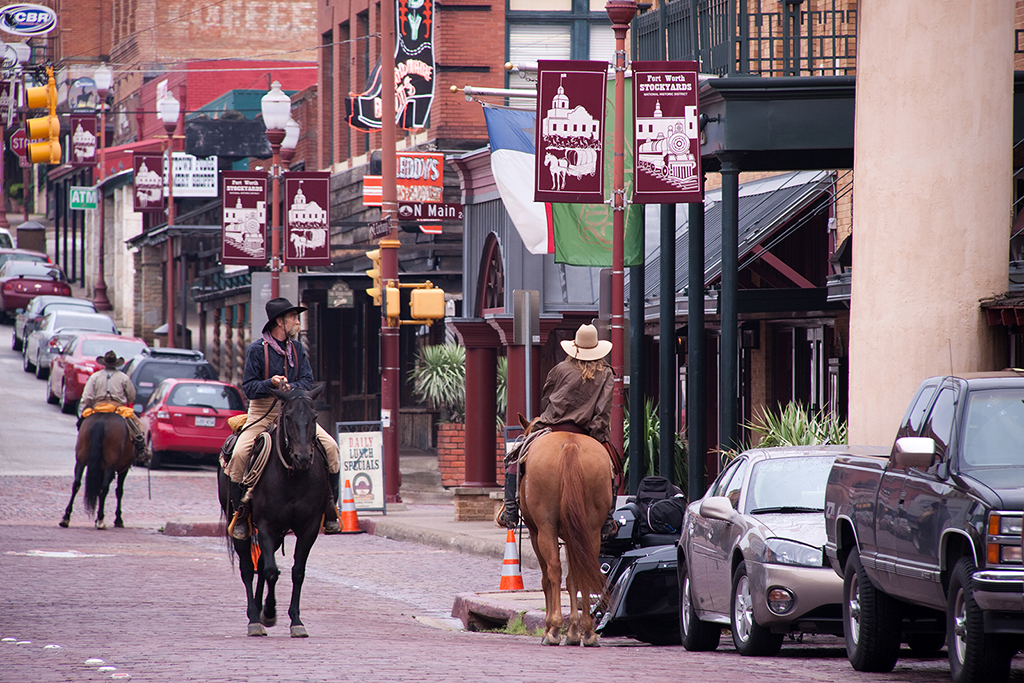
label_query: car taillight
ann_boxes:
[156,410,170,421]
[2,283,11,291]
[60,285,70,295]
[48,338,60,348]
[73,363,95,373]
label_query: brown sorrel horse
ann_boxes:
[518,425,613,646]
[60,412,134,530]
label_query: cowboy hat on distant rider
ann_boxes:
[498,323,620,539]
[225,297,343,540]
[78,350,150,464]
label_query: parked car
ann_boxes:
[139,378,245,469]
[23,310,118,379]
[0,247,49,272]
[46,333,149,414]
[0,260,70,323]
[0,227,13,248]
[677,445,883,656]
[12,294,97,351]
[124,348,218,412]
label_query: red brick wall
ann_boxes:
[436,423,506,488]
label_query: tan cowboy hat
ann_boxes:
[95,350,125,369]
[560,323,612,361]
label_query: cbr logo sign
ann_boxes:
[0,3,57,36]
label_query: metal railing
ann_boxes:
[634,0,857,77]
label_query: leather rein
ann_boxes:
[271,395,318,472]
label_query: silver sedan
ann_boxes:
[677,445,880,656]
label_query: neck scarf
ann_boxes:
[262,332,295,368]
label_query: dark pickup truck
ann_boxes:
[824,371,1024,683]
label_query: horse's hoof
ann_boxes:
[583,635,600,647]
[247,623,267,637]
[290,625,308,638]
[541,635,561,646]
[565,636,581,646]
[261,613,276,628]
[58,519,69,528]
[95,520,107,530]
[114,520,124,528]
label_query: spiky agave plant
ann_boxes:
[409,343,466,423]
[747,401,847,447]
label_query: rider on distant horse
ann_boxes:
[78,350,149,463]
[498,323,619,539]
[225,297,343,540]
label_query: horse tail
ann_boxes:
[558,441,604,599]
[83,417,106,512]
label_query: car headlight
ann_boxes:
[763,538,823,567]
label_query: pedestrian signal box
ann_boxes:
[25,66,61,164]
[410,287,445,321]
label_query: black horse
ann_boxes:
[217,383,333,638]
[60,412,134,529]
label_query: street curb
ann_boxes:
[163,521,225,537]
[358,517,541,570]
[450,592,547,633]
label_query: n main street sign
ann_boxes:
[69,186,97,210]
[397,202,463,221]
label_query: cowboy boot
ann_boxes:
[497,467,519,529]
[601,508,620,541]
[227,481,251,541]
[323,476,342,534]
[132,434,150,466]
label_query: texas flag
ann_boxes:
[482,105,554,255]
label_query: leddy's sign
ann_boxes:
[345,0,435,130]
[631,60,702,204]
[336,430,385,512]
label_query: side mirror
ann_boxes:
[699,495,736,522]
[894,436,936,470]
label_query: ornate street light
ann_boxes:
[280,117,300,169]
[158,90,181,346]
[91,63,114,311]
[261,81,290,299]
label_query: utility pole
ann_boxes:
[380,0,402,503]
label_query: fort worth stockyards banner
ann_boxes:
[534,60,607,205]
[69,114,98,167]
[221,171,268,267]
[283,171,331,267]
[345,0,435,130]
[133,152,164,213]
[631,60,702,204]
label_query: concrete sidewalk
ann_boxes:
[164,502,556,632]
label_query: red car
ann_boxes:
[0,260,71,322]
[46,333,149,415]
[140,378,246,469]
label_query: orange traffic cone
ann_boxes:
[340,479,365,534]
[499,528,525,590]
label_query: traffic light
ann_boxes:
[365,247,399,318]
[25,66,60,165]
[365,248,383,305]
[410,287,446,321]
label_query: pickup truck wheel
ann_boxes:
[730,561,783,656]
[677,557,720,651]
[947,557,1013,683]
[844,547,900,671]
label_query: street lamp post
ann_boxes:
[261,82,291,300]
[91,63,113,311]
[606,0,637,460]
[158,91,180,347]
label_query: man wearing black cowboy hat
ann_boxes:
[79,349,150,463]
[225,297,343,540]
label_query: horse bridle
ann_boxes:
[272,395,316,471]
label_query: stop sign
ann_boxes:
[10,129,27,158]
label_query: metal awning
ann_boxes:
[638,170,835,308]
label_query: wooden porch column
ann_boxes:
[450,319,501,487]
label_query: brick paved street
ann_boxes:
[4,473,1024,682]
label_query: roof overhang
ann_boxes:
[699,76,855,172]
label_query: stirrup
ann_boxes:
[496,503,519,529]
[228,511,250,541]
